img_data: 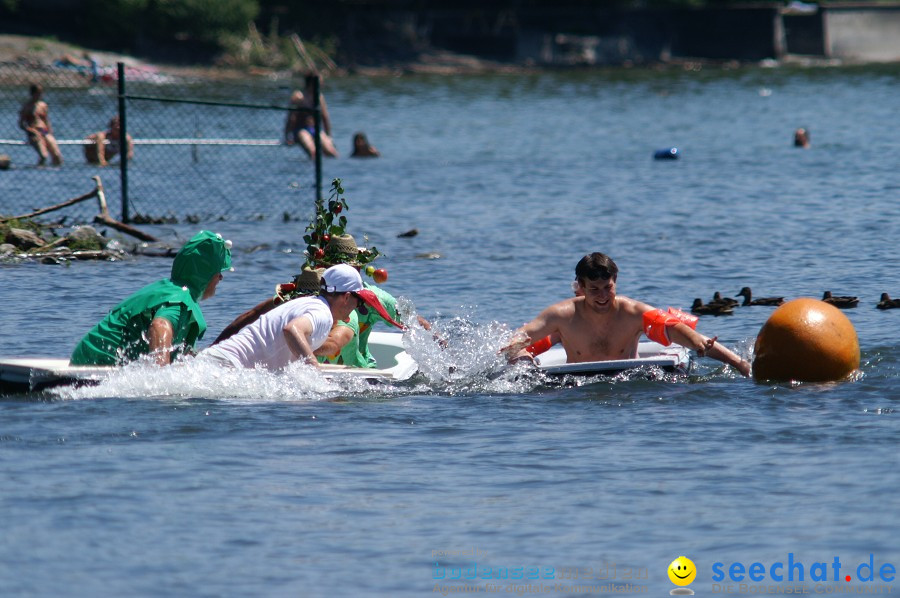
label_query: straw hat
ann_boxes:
[324,234,359,259]
[276,267,323,302]
[316,233,368,267]
[292,267,323,293]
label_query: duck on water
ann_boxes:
[736,287,785,306]
[822,291,859,309]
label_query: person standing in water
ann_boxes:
[19,83,63,166]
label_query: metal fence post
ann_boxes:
[117,62,129,224]
[313,75,322,202]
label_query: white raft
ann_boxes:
[534,341,692,377]
[0,331,417,393]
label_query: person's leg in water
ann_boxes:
[45,132,63,166]
[297,128,316,160]
[27,131,49,166]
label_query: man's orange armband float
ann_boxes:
[525,335,554,357]
[642,307,698,346]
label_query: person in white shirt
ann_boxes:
[202,264,396,371]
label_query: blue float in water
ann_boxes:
[654,147,679,160]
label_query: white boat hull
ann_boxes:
[534,341,692,377]
[0,331,417,393]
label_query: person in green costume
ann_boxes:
[319,282,404,368]
[70,231,233,366]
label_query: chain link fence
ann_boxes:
[0,60,320,226]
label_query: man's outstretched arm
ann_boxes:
[668,323,751,377]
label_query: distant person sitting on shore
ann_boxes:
[350,132,380,158]
[84,116,133,166]
[18,83,63,166]
[56,52,100,82]
[283,73,339,159]
[794,127,810,149]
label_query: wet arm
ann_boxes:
[18,107,33,132]
[37,102,52,134]
[320,96,332,136]
[314,324,354,358]
[284,111,296,144]
[148,317,175,366]
[668,323,751,377]
[92,132,108,166]
[502,310,558,361]
[283,315,318,366]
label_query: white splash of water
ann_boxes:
[52,303,702,402]
[397,302,542,394]
[51,354,385,403]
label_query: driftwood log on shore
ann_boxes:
[91,177,158,243]
[0,185,101,222]
[0,176,169,262]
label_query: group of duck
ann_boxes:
[690,287,900,316]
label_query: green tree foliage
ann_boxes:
[145,0,260,43]
[83,0,259,52]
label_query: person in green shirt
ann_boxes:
[320,282,404,368]
[70,230,232,366]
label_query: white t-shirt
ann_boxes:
[204,296,333,370]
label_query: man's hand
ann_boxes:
[697,336,717,357]
[499,331,532,359]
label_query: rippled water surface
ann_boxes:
[2,65,900,597]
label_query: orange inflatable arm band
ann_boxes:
[666,307,698,330]
[643,308,698,346]
[525,335,554,357]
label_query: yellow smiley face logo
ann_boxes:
[668,556,697,586]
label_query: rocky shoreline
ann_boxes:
[0,33,533,86]
[0,175,177,265]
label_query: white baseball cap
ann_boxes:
[321,264,363,293]
[320,264,405,329]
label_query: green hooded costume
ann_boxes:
[70,231,232,365]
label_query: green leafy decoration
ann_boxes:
[302,178,380,269]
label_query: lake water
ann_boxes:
[2,64,900,597]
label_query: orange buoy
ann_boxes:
[752,298,859,382]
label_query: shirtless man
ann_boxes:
[283,74,339,159]
[18,83,63,166]
[84,116,134,166]
[508,252,751,376]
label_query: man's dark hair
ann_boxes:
[575,252,618,283]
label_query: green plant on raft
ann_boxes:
[302,178,380,269]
